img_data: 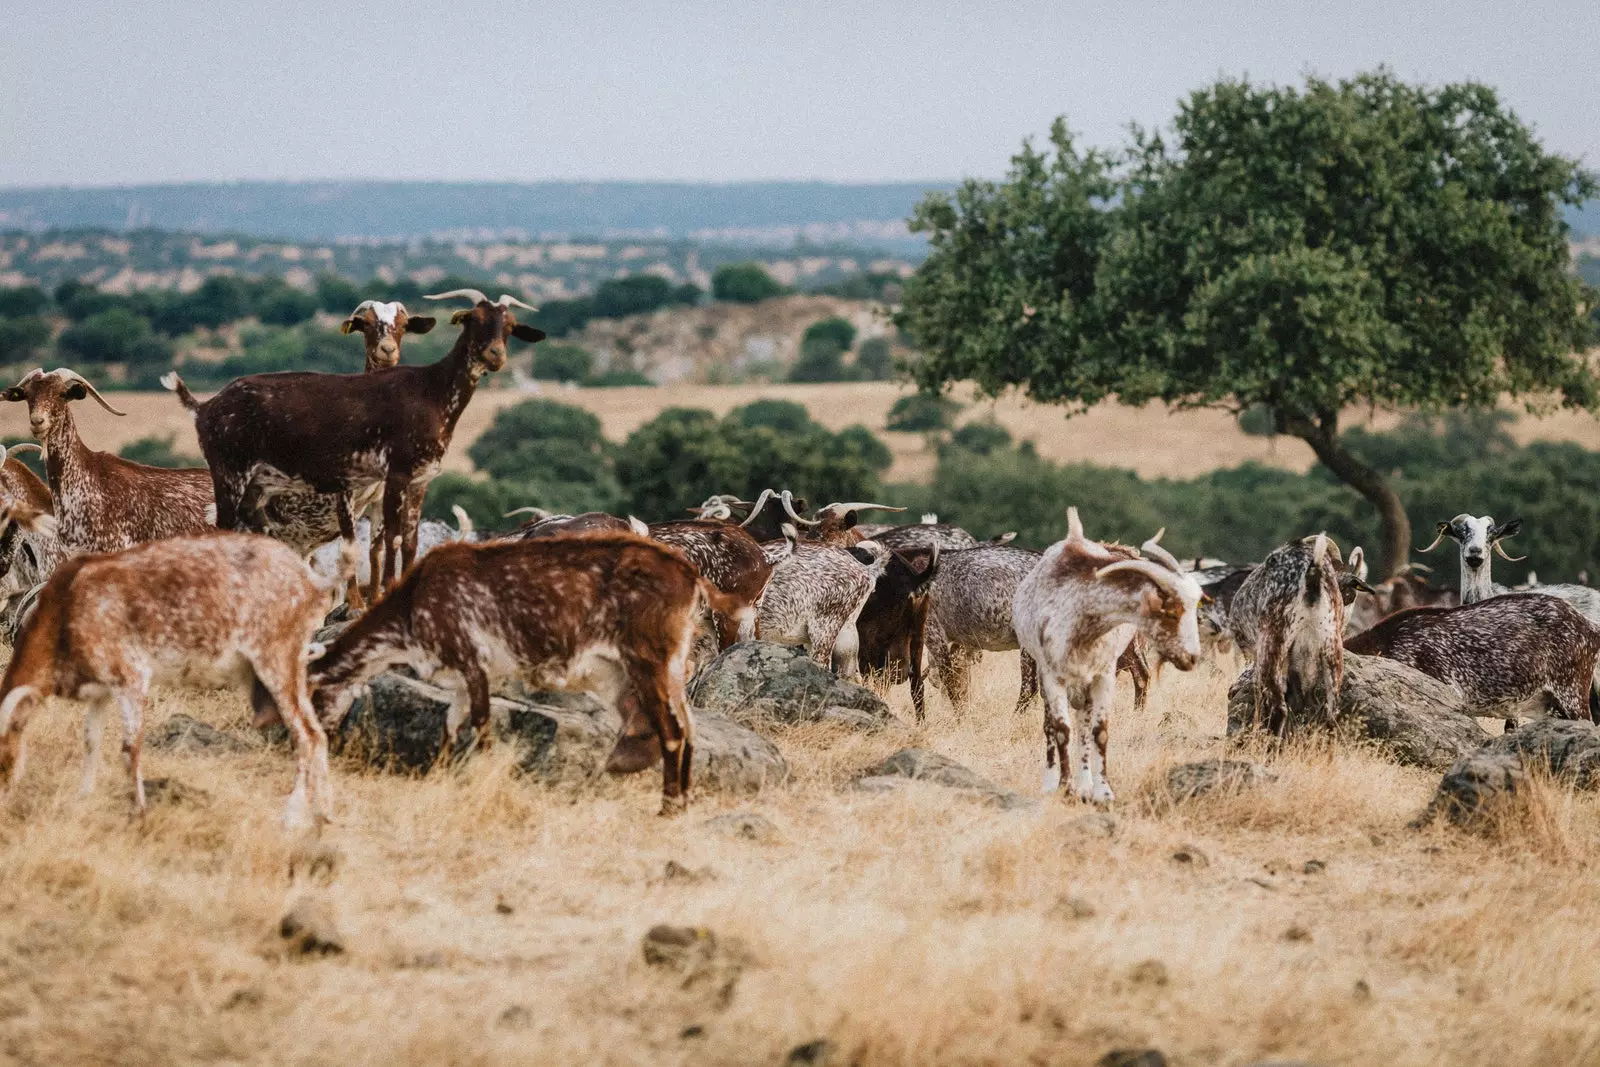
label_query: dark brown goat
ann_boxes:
[1344,594,1600,722]
[855,543,941,718]
[165,290,544,591]
[648,519,795,647]
[309,533,730,813]
[4,368,213,553]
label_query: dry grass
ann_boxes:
[12,384,1600,485]
[1,654,1598,1066]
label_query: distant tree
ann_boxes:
[0,316,52,363]
[733,398,815,434]
[803,317,858,352]
[256,287,319,327]
[947,418,1013,455]
[0,287,49,318]
[788,338,849,382]
[854,336,895,381]
[591,274,674,319]
[55,282,121,322]
[584,368,654,387]
[531,298,593,339]
[57,308,172,366]
[180,275,252,330]
[1237,405,1276,437]
[314,273,362,314]
[901,73,1598,577]
[421,472,530,532]
[886,393,962,433]
[712,262,784,304]
[119,434,201,468]
[467,398,620,512]
[533,343,593,382]
[360,277,426,305]
[671,282,703,306]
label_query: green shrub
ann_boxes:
[466,398,621,513]
[0,287,49,318]
[0,316,52,363]
[803,317,857,352]
[886,393,961,432]
[533,343,593,382]
[712,262,784,304]
[256,287,319,327]
[57,308,171,366]
[119,435,202,468]
[854,337,895,381]
[947,419,1012,455]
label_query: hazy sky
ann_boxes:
[2,0,1595,187]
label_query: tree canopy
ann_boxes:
[897,70,1598,576]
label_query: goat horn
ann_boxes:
[4,442,41,462]
[1493,540,1527,563]
[1310,533,1328,567]
[826,501,906,514]
[450,505,474,536]
[780,489,820,526]
[350,300,377,314]
[1140,528,1184,572]
[496,294,538,311]
[1417,525,1451,553]
[1094,558,1183,594]
[737,488,776,527]
[424,289,490,305]
[503,506,551,520]
[48,369,125,416]
[1066,506,1084,542]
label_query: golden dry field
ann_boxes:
[1,652,1596,1067]
[9,383,1600,485]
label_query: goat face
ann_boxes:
[449,302,545,375]
[340,301,436,369]
[1139,576,1204,671]
[3,368,124,440]
[1428,514,1522,575]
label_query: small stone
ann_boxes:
[497,1005,533,1031]
[660,860,716,885]
[1048,895,1097,920]
[643,924,718,970]
[701,810,779,843]
[288,842,343,886]
[221,988,263,1011]
[787,1039,837,1065]
[143,777,211,808]
[681,1025,706,1040]
[1162,759,1276,802]
[495,896,514,915]
[1129,959,1169,987]
[147,714,253,754]
[1353,979,1373,1001]
[1098,1049,1168,1067]
[1283,924,1312,942]
[1302,859,1326,875]
[1171,845,1210,868]
[278,898,344,957]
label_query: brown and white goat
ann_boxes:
[648,518,796,647]
[758,537,892,679]
[0,443,62,616]
[165,289,545,592]
[4,369,214,553]
[309,533,730,813]
[1013,509,1203,804]
[0,531,344,826]
[339,300,437,371]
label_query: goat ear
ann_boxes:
[405,316,437,335]
[841,510,858,530]
[511,324,546,344]
[1493,518,1523,540]
[449,309,472,325]
[62,382,88,402]
[1,388,23,403]
[338,318,361,335]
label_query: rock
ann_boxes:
[687,641,894,729]
[1099,1052,1167,1067]
[1302,859,1327,875]
[701,810,780,843]
[1064,812,1119,840]
[1228,655,1488,770]
[1485,718,1600,787]
[143,777,211,807]
[856,748,1032,809]
[1161,759,1276,802]
[1128,960,1169,987]
[334,673,787,793]
[641,924,747,1007]
[1048,895,1097,920]
[658,861,716,885]
[1413,748,1528,829]
[288,842,344,886]
[1170,844,1210,869]
[787,1039,837,1065]
[147,714,253,755]
[1283,924,1312,942]
[278,898,344,956]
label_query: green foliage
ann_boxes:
[256,286,319,327]
[854,336,895,381]
[733,399,814,433]
[812,272,904,302]
[590,274,674,319]
[466,399,621,513]
[118,434,202,468]
[530,298,592,339]
[533,343,593,382]
[947,418,1012,455]
[584,368,654,388]
[314,274,363,314]
[803,317,858,352]
[0,316,52,363]
[886,393,962,432]
[614,403,890,518]
[1237,405,1276,437]
[712,262,784,304]
[57,308,172,366]
[420,472,531,532]
[789,335,849,382]
[0,287,49,318]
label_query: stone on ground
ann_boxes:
[688,641,895,729]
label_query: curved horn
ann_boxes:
[780,489,820,526]
[496,294,538,311]
[1417,522,1451,554]
[424,289,490,305]
[824,502,907,515]
[4,442,41,462]
[1066,506,1084,542]
[1139,528,1184,572]
[503,506,552,521]
[1310,532,1328,567]
[737,488,775,527]
[450,504,474,537]
[350,300,377,314]
[48,369,125,416]
[1094,558,1182,593]
[1493,540,1527,563]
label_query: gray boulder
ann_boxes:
[334,673,787,793]
[1228,654,1487,770]
[148,714,254,755]
[1162,759,1276,803]
[688,641,895,729]
[1488,718,1600,788]
[856,747,1032,809]
[1414,748,1528,829]
[1414,718,1600,829]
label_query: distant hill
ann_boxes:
[0,181,955,249]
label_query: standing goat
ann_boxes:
[4,369,213,553]
[758,537,892,679]
[0,531,343,827]
[1013,509,1202,804]
[309,533,725,813]
[854,543,942,717]
[165,290,544,592]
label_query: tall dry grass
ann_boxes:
[0,654,1597,1066]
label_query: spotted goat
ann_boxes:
[0,444,62,619]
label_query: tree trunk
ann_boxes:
[1288,410,1412,580]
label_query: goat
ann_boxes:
[0,444,62,617]
[1344,563,1457,635]
[1345,594,1600,723]
[1013,509,1202,804]
[1422,513,1600,624]
[1228,535,1349,738]
[757,537,892,679]
[704,489,804,541]
[308,532,726,813]
[647,518,796,648]
[4,369,214,553]
[0,530,344,827]
[165,289,544,593]
[854,543,942,717]
[339,300,436,371]
[777,490,905,546]
[503,509,634,539]
[310,505,477,600]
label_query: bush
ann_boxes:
[533,343,593,382]
[591,275,677,319]
[855,336,894,381]
[315,274,363,314]
[54,281,120,322]
[57,308,172,366]
[531,298,592,339]
[788,335,849,382]
[583,368,654,388]
[0,287,49,318]
[712,262,784,304]
[1238,405,1275,436]
[733,399,814,434]
[0,316,52,363]
[886,393,961,432]
[256,287,319,327]
[119,435,202,468]
[420,472,531,532]
[947,419,1012,455]
[466,399,621,513]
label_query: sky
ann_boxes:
[2,0,1596,188]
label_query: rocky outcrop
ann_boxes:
[688,641,895,729]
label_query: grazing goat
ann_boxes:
[1013,509,1202,804]
[855,543,941,717]
[0,444,62,615]
[758,537,892,679]
[309,533,724,813]
[647,518,795,647]
[165,289,544,592]
[4,369,213,553]
[1228,535,1350,737]
[0,531,344,826]
[503,509,634,539]
[1345,595,1600,722]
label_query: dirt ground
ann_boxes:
[0,650,1594,1067]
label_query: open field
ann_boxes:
[7,383,1600,486]
[1,653,1596,1066]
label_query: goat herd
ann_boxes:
[0,288,1592,830]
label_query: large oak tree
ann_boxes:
[898,71,1597,576]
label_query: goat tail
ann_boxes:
[450,504,475,538]
[1304,532,1329,607]
[159,372,201,415]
